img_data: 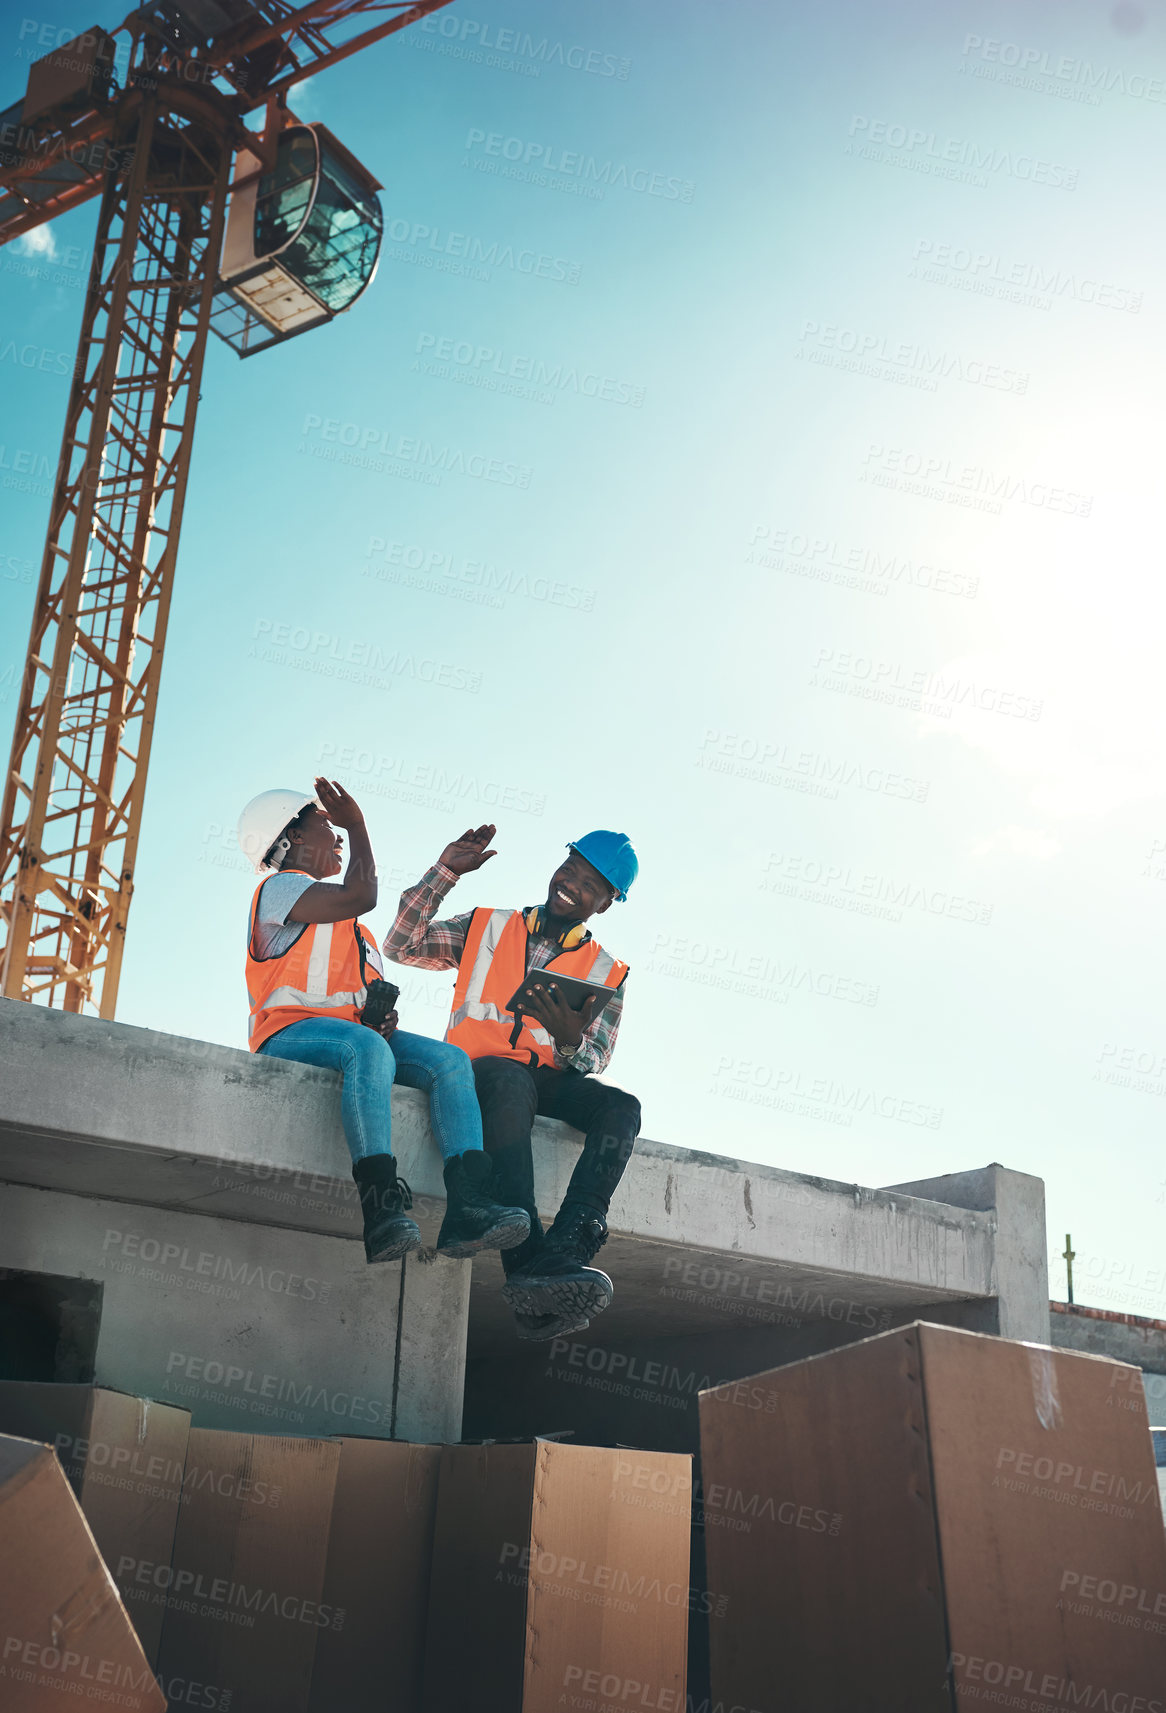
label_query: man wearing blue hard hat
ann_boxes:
[385,826,640,1342]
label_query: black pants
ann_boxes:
[472,1056,641,1245]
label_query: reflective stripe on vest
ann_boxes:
[446,906,626,1067]
[245,876,384,1052]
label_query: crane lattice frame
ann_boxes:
[0,0,451,1014]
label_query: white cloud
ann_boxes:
[287,77,319,120]
[913,403,1166,824]
[16,225,57,260]
[918,632,1166,821]
[970,826,1062,861]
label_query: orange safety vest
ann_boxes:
[245,871,385,1052]
[446,907,627,1067]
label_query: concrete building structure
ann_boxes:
[1051,1301,1166,1428]
[0,999,1051,1450]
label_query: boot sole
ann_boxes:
[436,1211,531,1260]
[366,1226,423,1264]
[502,1272,613,1321]
[514,1312,591,1342]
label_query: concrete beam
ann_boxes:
[885,1164,1050,1344]
[0,1000,1049,1447]
[0,1179,466,1441]
[0,1000,1000,1324]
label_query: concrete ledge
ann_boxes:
[0,1000,1052,1447]
[887,1165,1050,1344]
[0,1001,1001,1320]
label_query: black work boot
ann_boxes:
[352,1154,421,1263]
[512,1305,591,1343]
[501,1229,591,1340]
[501,1202,613,1323]
[436,1152,531,1259]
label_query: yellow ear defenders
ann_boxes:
[525,906,587,950]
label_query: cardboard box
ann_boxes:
[699,1321,1166,1712]
[0,1381,190,1667]
[309,1438,441,1713]
[0,1432,166,1712]
[156,1428,341,1713]
[423,1440,691,1713]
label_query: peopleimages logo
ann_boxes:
[383,217,581,283]
[860,442,1092,518]
[415,332,645,407]
[1,444,54,501]
[712,1054,944,1131]
[1060,1568,1166,1620]
[499,1541,719,1613]
[463,128,695,201]
[164,1351,391,1428]
[797,320,1029,395]
[560,1667,683,1711]
[101,1228,331,1301]
[319,738,547,818]
[946,1652,1163,1711]
[51,1431,184,1493]
[416,12,631,79]
[364,537,597,615]
[696,728,930,805]
[911,239,1142,314]
[811,647,1043,722]
[646,930,879,1009]
[0,1638,165,1700]
[748,525,977,600]
[960,31,1166,105]
[847,114,1078,189]
[298,412,533,488]
[994,1445,1158,1516]
[760,849,994,928]
[115,1556,344,1631]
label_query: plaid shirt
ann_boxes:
[383,863,625,1077]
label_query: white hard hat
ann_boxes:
[237,788,319,874]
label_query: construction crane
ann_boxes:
[0,0,453,1017]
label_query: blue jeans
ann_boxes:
[257,1017,483,1164]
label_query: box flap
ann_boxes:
[919,1323,1166,1705]
[698,1324,952,1710]
[157,1428,340,1713]
[0,1433,165,1712]
[310,1439,440,1713]
[424,1443,537,1712]
[524,1442,691,1712]
[0,1380,190,1668]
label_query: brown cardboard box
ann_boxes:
[0,1432,166,1713]
[0,1381,190,1667]
[698,1321,1166,1712]
[156,1428,341,1713]
[309,1438,441,1713]
[423,1440,692,1713]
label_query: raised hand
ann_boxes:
[438,824,497,876]
[314,776,365,830]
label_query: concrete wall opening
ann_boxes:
[0,1267,102,1382]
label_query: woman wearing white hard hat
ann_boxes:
[237,776,529,1265]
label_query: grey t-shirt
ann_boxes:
[249,871,317,960]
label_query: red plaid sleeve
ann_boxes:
[382,864,473,971]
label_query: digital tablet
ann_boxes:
[507,969,626,1022]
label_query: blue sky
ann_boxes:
[2,0,1164,1331]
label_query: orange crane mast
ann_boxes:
[0,0,452,1016]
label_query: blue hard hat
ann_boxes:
[568,831,638,902]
